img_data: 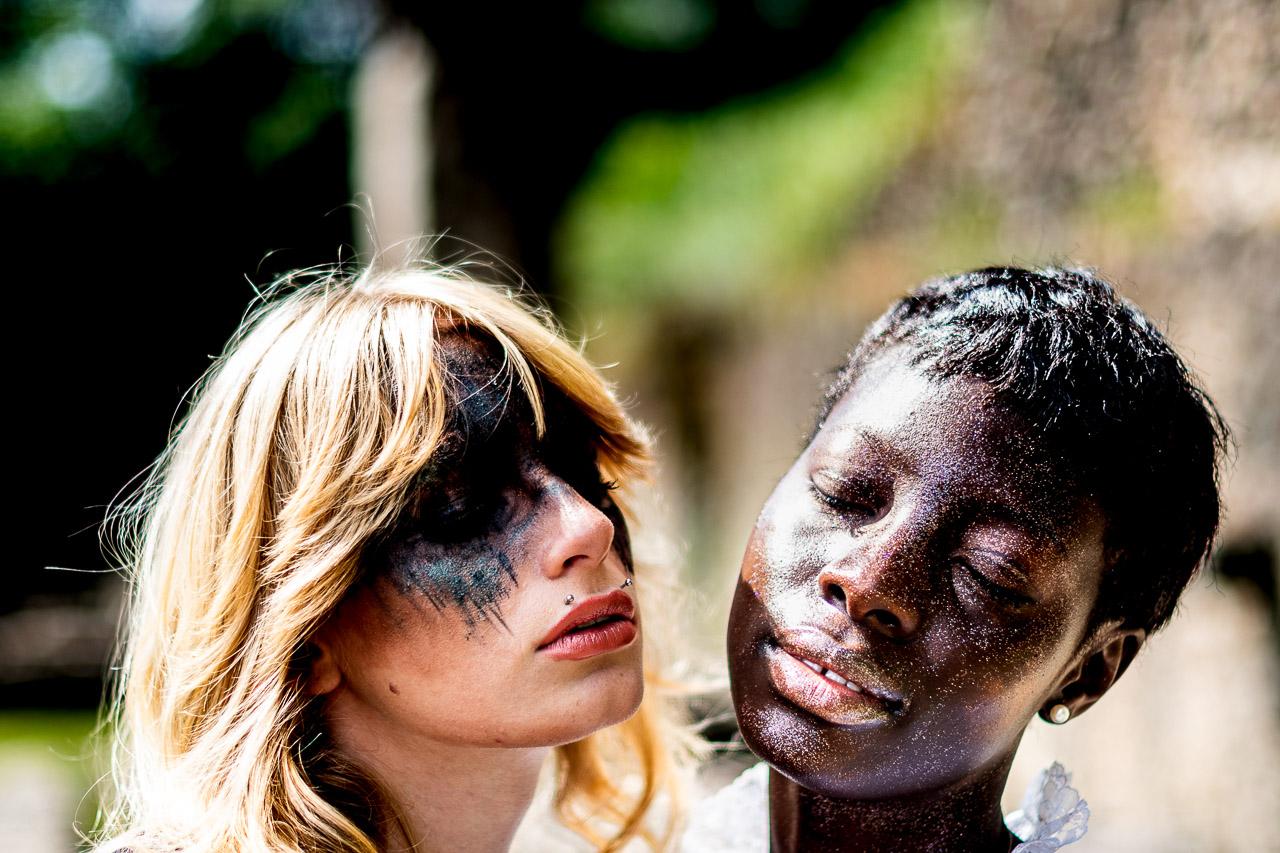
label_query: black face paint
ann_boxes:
[538,385,634,574]
[367,335,631,634]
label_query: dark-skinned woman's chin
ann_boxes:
[730,579,907,801]
[730,576,1016,805]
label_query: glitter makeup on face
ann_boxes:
[728,347,1109,803]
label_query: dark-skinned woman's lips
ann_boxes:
[764,632,907,726]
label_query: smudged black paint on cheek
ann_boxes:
[379,532,521,633]
[380,464,544,634]
[355,336,533,633]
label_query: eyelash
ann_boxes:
[951,557,1034,608]
[810,473,1035,609]
[554,452,617,507]
[576,477,619,513]
[809,482,877,519]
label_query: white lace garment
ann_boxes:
[681,761,1089,852]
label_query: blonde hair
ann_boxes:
[95,263,685,852]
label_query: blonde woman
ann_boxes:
[95,262,683,852]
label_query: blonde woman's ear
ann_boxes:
[305,635,343,696]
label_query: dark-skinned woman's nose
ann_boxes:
[816,549,922,640]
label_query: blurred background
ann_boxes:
[3,0,1276,849]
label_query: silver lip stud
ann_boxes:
[564,594,575,606]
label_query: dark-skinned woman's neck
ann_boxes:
[767,756,1018,853]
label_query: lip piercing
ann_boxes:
[621,578,633,588]
[1049,704,1071,724]
[564,594,575,606]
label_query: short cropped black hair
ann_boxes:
[818,266,1229,635]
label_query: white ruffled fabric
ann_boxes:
[1004,762,1090,852]
[682,763,770,853]
[681,761,1090,852]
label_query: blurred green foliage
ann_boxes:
[585,0,718,51]
[245,67,346,170]
[558,0,978,309]
[0,0,374,180]
[1077,168,1167,238]
[0,711,101,847]
[0,710,96,751]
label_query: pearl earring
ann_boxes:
[564,594,575,606]
[1049,704,1071,724]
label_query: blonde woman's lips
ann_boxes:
[537,589,637,661]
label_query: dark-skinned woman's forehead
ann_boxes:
[813,356,1091,551]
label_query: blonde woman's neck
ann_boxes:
[325,700,549,853]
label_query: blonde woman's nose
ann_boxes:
[541,480,615,579]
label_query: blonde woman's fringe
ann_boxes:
[90,260,693,853]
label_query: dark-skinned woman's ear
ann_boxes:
[1041,625,1146,723]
